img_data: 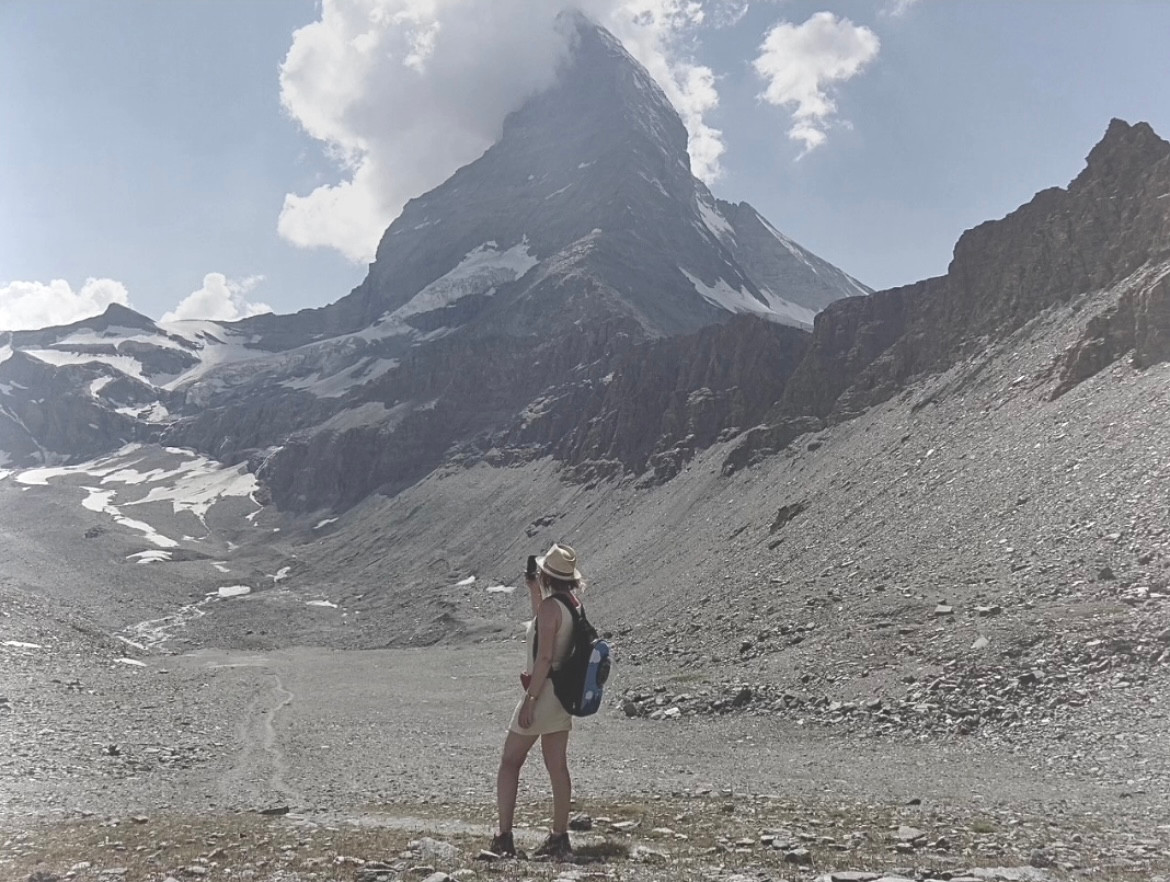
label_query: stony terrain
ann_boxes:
[4,253,1170,880]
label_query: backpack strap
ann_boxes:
[532,592,581,661]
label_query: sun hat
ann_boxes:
[537,542,582,581]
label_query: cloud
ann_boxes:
[161,274,273,324]
[883,0,924,16]
[0,278,132,332]
[753,11,880,155]
[278,0,727,263]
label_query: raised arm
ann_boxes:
[525,572,543,618]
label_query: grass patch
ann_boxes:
[573,840,631,862]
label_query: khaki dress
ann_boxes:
[508,597,575,735]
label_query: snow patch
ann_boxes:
[116,402,171,423]
[121,459,260,523]
[681,269,818,329]
[280,357,399,399]
[456,575,476,586]
[3,641,43,649]
[486,584,516,594]
[18,445,262,545]
[89,377,114,397]
[128,550,173,564]
[696,197,735,243]
[306,599,338,609]
[24,348,150,383]
[314,517,339,530]
[387,240,539,324]
[217,585,251,598]
[116,658,147,667]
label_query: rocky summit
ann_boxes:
[0,15,865,513]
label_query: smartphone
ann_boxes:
[526,555,537,578]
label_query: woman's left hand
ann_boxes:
[519,697,535,730]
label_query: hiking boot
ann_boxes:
[487,830,516,858]
[533,831,572,861]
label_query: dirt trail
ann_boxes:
[202,655,304,811]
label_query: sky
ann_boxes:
[2,0,1169,331]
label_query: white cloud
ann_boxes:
[278,0,728,263]
[0,278,132,332]
[883,0,923,16]
[753,11,880,155]
[161,274,273,324]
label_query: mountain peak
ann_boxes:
[499,14,690,174]
[1074,118,1170,192]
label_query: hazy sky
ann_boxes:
[2,0,1169,330]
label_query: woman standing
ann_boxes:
[490,542,584,861]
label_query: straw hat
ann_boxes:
[537,542,582,581]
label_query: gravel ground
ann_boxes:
[4,290,1170,880]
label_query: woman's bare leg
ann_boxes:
[540,730,572,834]
[497,731,538,833]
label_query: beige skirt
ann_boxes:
[508,680,573,735]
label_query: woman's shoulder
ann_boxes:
[540,592,579,613]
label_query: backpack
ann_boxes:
[534,592,611,716]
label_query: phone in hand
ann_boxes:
[526,555,537,578]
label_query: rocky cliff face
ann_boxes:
[756,120,1170,455]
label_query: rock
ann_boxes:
[784,847,813,865]
[973,635,991,650]
[259,805,290,816]
[357,871,396,882]
[893,826,926,846]
[26,872,62,882]
[975,605,1003,617]
[1029,848,1056,868]
[629,845,669,863]
[934,604,955,617]
[422,873,454,882]
[411,837,459,863]
[569,813,593,831]
[827,873,880,881]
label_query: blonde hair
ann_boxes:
[540,571,586,596]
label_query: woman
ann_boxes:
[490,542,584,861]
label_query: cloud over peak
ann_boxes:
[162,274,272,324]
[0,278,132,332]
[277,1,729,264]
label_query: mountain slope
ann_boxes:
[1,15,864,511]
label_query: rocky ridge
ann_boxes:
[727,120,1170,472]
